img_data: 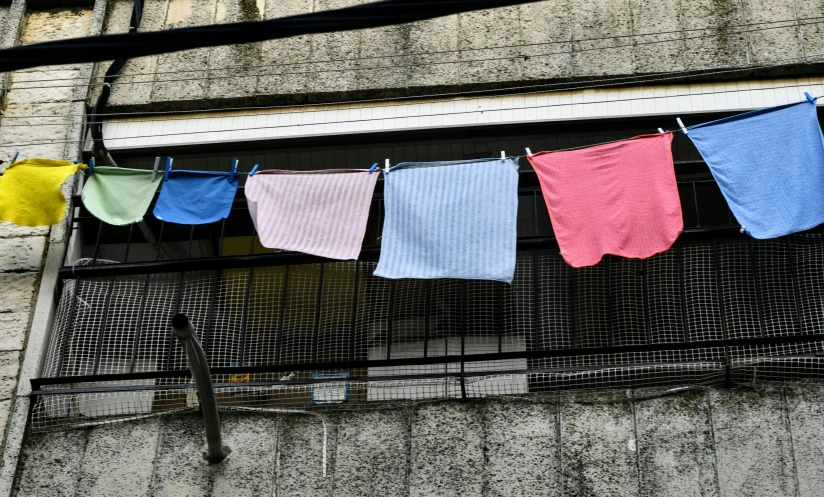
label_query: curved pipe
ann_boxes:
[172,313,231,463]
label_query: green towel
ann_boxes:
[81,166,161,225]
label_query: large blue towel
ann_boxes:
[374,158,519,282]
[687,99,824,239]
[153,170,240,225]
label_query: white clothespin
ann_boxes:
[740,226,746,234]
[384,159,390,174]
[657,128,665,134]
[676,118,688,135]
[231,158,239,175]
[525,148,533,157]
[501,151,506,160]
[152,157,160,182]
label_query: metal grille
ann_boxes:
[31,233,824,431]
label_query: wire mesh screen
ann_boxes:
[32,234,824,432]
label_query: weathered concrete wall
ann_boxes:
[0,0,98,474]
[92,0,824,112]
[12,384,824,497]
[0,7,9,41]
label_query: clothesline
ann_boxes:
[3,91,821,172]
[2,96,824,278]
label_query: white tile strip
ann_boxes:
[100,77,824,150]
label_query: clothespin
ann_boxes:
[250,164,259,176]
[676,118,688,135]
[231,158,239,175]
[87,156,95,177]
[805,92,816,103]
[368,163,379,174]
[740,226,746,234]
[11,152,19,164]
[501,151,506,160]
[151,157,160,182]
[164,157,173,182]
[657,128,665,134]
[525,148,533,157]
[384,159,390,174]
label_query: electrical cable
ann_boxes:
[88,0,145,165]
[4,18,822,92]
[4,16,824,89]
[1,53,821,126]
[4,14,818,88]
[0,0,558,72]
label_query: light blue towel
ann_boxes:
[153,170,240,225]
[687,98,824,239]
[374,158,519,282]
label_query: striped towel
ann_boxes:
[528,133,682,267]
[245,169,379,260]
[374,158,519,282]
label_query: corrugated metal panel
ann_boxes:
[100,77,824,150]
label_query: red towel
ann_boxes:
[527,133,683,267]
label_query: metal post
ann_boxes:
[172,313,231,464]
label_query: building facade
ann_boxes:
[0,0,824,495]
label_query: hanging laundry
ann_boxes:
[528,133,682,268]
[374,158,519,283]
[245,169,379,260]
[82,167,162,225]
[153,170,239,225]
[686,98,824,239]
[0,158,86,227]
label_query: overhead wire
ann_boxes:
[1,52,822,127]
[4,18,821,92]
[0,0,566,72]
[5,15,819,87]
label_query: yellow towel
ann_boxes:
[0,158,87,227]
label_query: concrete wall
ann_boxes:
[0,3,98,459]
[0,4,105,492]
[11,384,824,497]
[94,0,824,112]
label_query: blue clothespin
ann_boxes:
[805,92,816,103]
[164,157,173,181]
[250,164,259,176]
[368,162,379,174]
[231,158,239,175]
[87,156,95,177]
[11,152,19,163]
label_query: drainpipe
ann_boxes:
[172,313,231,463]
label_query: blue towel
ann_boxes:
[374,158,519,282]
[153,170,240,225]
[687,99,824,239]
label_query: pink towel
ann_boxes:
[245,169,379,260]
[528,133,683,267]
